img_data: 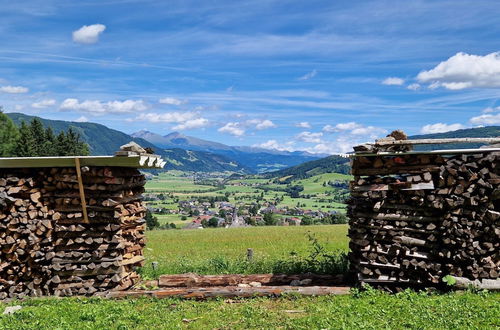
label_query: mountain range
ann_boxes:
[7,112,500,174]
[6,113,319,173]
[131,130,321,172]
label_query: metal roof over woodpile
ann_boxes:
[0,155,166,169]
[352,136,500,157]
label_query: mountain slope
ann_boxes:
[6,113,249,173]
[410,126,500,150]
[132,130,321,172]
[264,155,351,180]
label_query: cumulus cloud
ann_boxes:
[217,119,275,135]
[32,99,56,108]
[75,116,89,123]
[323,122,360,133]
[296,122,311,129]
[296,131,323,143]
[247,119,276,130]
[417,52,500,90]
[252,140,295,152]
[172,118,209,130]
[218,122,245,137]
[420,123,465,134]
[350,126,387,136]
[159,97,186,106]
[407,83,421,91]
[382,77,405,86]
[298,69,317,81]
[322,122,386,138]
[0,85,29,94]
[469,107,500,125]
[134,112,197,123]
[72,24,106,44]
[60,98,147,114]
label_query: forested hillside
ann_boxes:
[410,126,500,150]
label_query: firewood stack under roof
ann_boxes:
[0,143,164,298]
[348,132,500,291]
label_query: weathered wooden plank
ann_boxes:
[106,286,351,299]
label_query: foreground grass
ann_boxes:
[0,290,498,329]
[142,225,348,277]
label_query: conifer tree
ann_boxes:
[43,127,56,156]
[15,121,36,157]
[29,118,46,156]
[0,108,19,157]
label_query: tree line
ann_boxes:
[0,110,89,157]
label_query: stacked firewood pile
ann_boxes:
[348,148,500,290]
[0,166,146,299]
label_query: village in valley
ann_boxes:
[143,171,350,230]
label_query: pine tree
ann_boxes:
[15,121,36,157]
[54,131,67,156]
[0,109,19,157]
[29,118,46,156]
[42,127,56,156]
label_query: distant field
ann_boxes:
[144,171,350,212]
[142,225,349,277]
[145,172,215,192]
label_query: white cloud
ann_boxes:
[323,122,360,133]
[32,99,56,108]
[172,118,209,130]
[0,85,29,94]
[322,122,386,138]
[159,97,186,106]
[298,69,317,81]
[351,126,386,136]
[72,24,106,44]
[75,116,89,123]
[382,77,405,86]
[296,131,323,143]
[247,119,276,130]
[417,52,500,90]
[470,113,500,125]
[134,112,197,123]
[218,122,245,137]
[60,98,147,114]
[252,140,295,152]
[296,121,311,129]
[482,107,498,114]
[420,123,465,134]
[407,83,421,91]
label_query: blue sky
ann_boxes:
[2,0,500,154]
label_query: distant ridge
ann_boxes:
[132,129,322,172]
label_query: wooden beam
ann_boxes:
[106,286,351,299]
[74,158,89,224]
[374,137,500,146]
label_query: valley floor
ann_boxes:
[0,291,498,329]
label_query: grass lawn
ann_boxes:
[0,291,498,329]
[142,225,348,277]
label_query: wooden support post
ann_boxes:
[74,158,89,224]
[247,248,254,262]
